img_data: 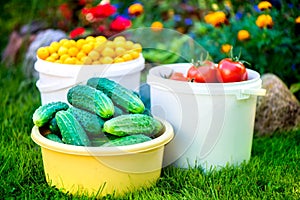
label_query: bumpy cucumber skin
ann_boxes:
[90,137,111,146]
[103,114,163,137]
[48,117,60,134]
[68,106,104,135]
[45,133,63,143]
[55,110,91,146]
[67,85,114,119]
[101,134,152,147]
[90,133,120,146]
[32,102,69,127]
[87,78,145,114]
[113,106,152,117]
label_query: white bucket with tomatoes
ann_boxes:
[147,62,266,171]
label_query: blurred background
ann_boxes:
[0,0,299,97]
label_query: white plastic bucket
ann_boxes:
[147,63,266,171]
[35,55,145,105]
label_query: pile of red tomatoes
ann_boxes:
[169,57,248,83]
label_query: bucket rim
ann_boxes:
[147,63,264,96]
[31,117,174,156]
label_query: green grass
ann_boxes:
[0,65,300,200]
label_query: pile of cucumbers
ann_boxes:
[32,78,163,147]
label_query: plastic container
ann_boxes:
[31,118,174,197]
[34,55,145,105]
[147,63,266,171]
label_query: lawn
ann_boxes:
[0,64,299,199]
[0,0,299,199]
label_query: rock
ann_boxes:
[254,73,300,136]
[23,29,67,78]
[2,21,47,67]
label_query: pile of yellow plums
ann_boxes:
[36,36,142,65]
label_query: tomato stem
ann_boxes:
[229,47,251,67]
[192,52,210,68]
[230,47,240,62]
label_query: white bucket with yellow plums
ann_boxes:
[34,36,144,105]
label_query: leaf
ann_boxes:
[290,83,300,94]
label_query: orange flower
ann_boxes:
[221,44,232,53]
[176,27,185,33]
[256,14,273,28]
[258,1,272,11]
[128,3,144,16]
[296,16,300,24]
[151,21,163,31]
[204,11,227,27]
[237,30,250,41]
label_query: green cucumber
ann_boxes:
[101,134,152,147]
[91,137,109,147]
[67,84,114,119]
[142,108,152,117]
[103,114,163,137]
[113,106,152,117]
[45,134,63,143]
[68,106,104,135]
[32,101,69,127]
[87,78,145,114]
[55,110,91,146]
[90,133,119,146]
[48,117,60,135]
[90,137,111,146]
[113,105,126,117]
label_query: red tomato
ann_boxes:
[216,58,248,83]
[169,72,188,81]
[187,61,218,83]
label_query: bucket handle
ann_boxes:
[236,88,266,100]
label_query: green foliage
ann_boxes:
[290,83,300,94]
[190,1,300,88]
[0,0,64,51]
[1,0,298,91]
[131,1,300,99]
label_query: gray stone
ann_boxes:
[254,73,300,136]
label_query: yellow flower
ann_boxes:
[151,21,163,31]
[221,44,232,53]
[256,14,273,28]
[258,1,272,11]
[224,1,232,9]
[128,3,144,16]
[237,30,250,41]
[204,11,227,27]
[296,16,300,24]
[211,3,219,11]
[168,9,174,18]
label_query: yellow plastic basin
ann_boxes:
[31,118,174,197]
